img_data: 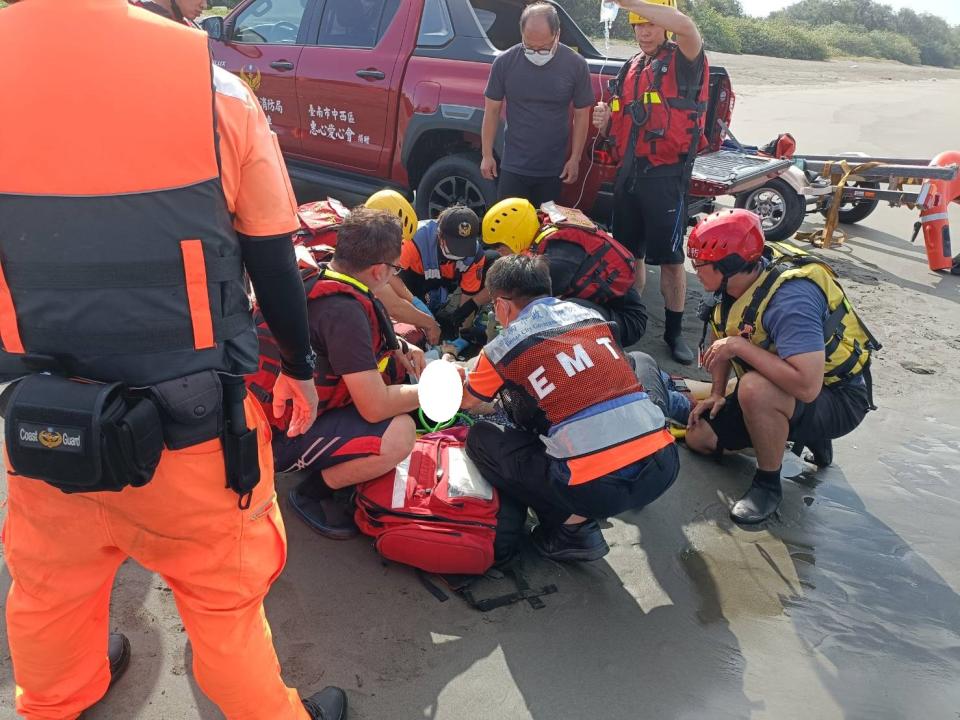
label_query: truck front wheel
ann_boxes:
[415,152,498,221]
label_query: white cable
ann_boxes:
[573,18,613,210]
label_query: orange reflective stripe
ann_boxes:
[566,429,674,486]
[0,261,25,354]
[180,240,215,350]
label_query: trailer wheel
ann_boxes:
[735,178,806,242]
[415,152,498,221]
[821,181,880,225]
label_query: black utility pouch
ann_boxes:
[150,370,223,450]
[224,426,260,507]
[221,377,260,508]
[6,374,164,493]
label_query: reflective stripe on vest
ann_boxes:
[484,300,601,365]
[541,392,669,462]
[0,7,254,386]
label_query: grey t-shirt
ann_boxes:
[485,43,594,177]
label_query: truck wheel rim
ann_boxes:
[428,176,486,219]
[744,188,786,232]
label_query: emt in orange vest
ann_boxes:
[593,0,708,365]
[0,2,343,718]
[248,209,425,540]
[461,255,679,562]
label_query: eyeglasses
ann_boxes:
[383,262,403,275]
[521,37,558,55]
[493,295,513,305]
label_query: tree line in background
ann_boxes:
[563,0,960,66]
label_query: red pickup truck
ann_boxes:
[202,0,782,226]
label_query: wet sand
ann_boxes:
[2,57,960,719]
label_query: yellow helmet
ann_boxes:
[482,198,540,254]
[365,189,418,243]
[629,0,676,25]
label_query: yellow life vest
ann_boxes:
[709,243,881,389]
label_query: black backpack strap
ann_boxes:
[739,265,784,336]
[417,570,451,603]
[615,53,652,194]
[424,560,559,612]
[460,565,558,612]
[676,49,708,183]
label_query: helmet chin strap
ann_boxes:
[697,266,734,365]
[170,0,184,22]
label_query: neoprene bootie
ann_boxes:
[730,470,782,524]
[666,335,695,365]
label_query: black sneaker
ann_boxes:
[531,520,609,562]
[108,633,131,687]
[288,484,359,540]
[78,634,131,718]
[665,335,695,365]
[303,686,347,720]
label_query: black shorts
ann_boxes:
[612,172,687,266]
[706,375,870,452]
[272,403,391,474]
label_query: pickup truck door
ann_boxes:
[210,0,315,154]
[296,0,407,173]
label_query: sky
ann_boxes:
[739,0,960,25]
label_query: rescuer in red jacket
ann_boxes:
[593,0,708,365]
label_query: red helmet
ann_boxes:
[687,209,765,275]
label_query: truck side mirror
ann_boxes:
[201,16,224,41]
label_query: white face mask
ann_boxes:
[526,49,556,66]
[523,36,558,66]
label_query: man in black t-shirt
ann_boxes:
[273,209,425,539]
[480,2,595,207]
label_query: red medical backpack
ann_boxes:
[354,427,499,576]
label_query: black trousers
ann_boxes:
[465,422,679,531]
[497,169,563,208]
